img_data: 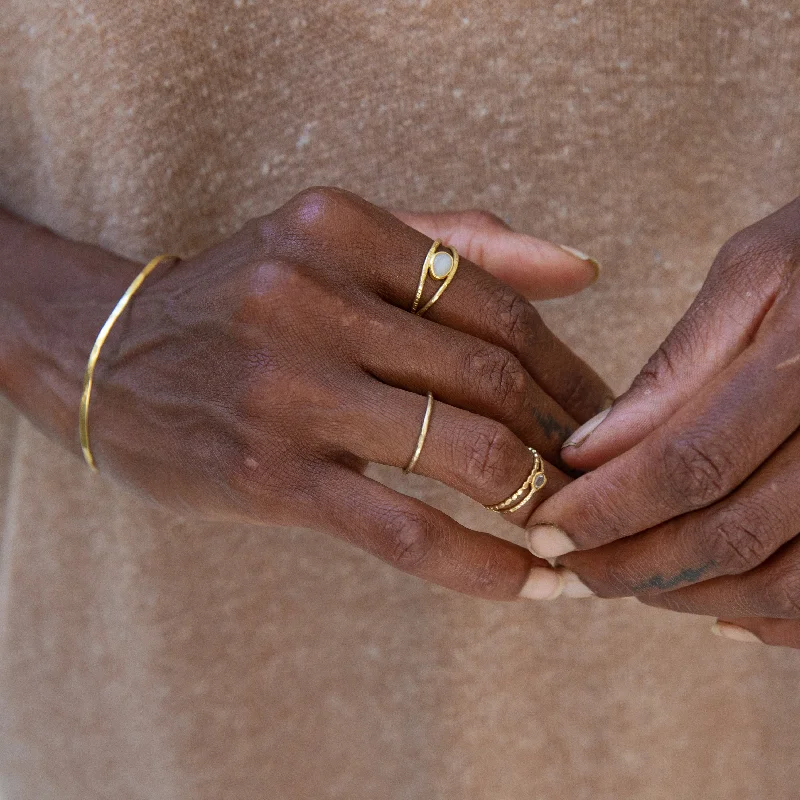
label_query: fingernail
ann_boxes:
[527,524,577,559]
[518,567,565,600]
[710,621,763,643]
[558,244,602,282]
[562,407,611,450]
[558,568,595,598]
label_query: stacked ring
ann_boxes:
[484,448,547,514]
[411,239,460,316]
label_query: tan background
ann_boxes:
[2,0,800,798]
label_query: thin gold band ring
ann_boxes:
[404,392,434,474]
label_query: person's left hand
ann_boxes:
[522,196,800,648]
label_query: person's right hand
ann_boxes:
[89,187,610,599]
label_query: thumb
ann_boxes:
[562,198,800,471]
[390,208,600,300]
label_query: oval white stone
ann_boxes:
[431,251,453,279]
[533,473,546,489]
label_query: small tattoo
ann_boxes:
[533,409,574,446]
[632,560,717,593]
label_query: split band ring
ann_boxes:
[411,239,460,316]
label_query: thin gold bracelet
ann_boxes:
[79,253,178,471]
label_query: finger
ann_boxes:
[412,247,613,425]
[563,197,800,470]
[555,431,800,598]
[638,536,800,620]
[390,208,600,300]
[313,466,565,601]
[713,618,800,649]
[333,380,568,528]
[527,286,800,558]
[356,299,581,463]
[274,188,612,424]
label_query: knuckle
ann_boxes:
[631,319,701,394]
[662,434,735,509]
[466,549,506,595]
[456,421,521,493]
[715,224,797,283]
[717,226,772,271]
[280,186,353,238]
[468,346,529,416]
[633,344,679,394]
[239,258,308,322]
[244,214,278,247]
[709,509,774,574]
[381,509,437,570]
[774,566,800,618]
[490,288,537,352]
[716,227,764,267]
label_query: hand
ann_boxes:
[524,196,800,647]
[87,187,610,599]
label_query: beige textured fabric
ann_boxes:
[2,1,800,798]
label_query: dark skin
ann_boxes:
[525,196,800,649]
[11,184,800,643]
[0,187,611,600]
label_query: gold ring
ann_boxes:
[404,392,434,474]
[411,239,460,316]
[485,448,547,514]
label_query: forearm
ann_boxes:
[0,208,142,454]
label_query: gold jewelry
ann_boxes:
[79,253,179,471]
[411,239,460,316]
[404,391,434,474]
[485,448,547,514]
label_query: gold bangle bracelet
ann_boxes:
[79,253,178,471]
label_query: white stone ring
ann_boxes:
[410,239,460,316]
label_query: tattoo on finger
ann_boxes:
[632,560,717,593]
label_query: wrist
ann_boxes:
[0,210,143,454]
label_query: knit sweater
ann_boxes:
[2,1,800,798]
